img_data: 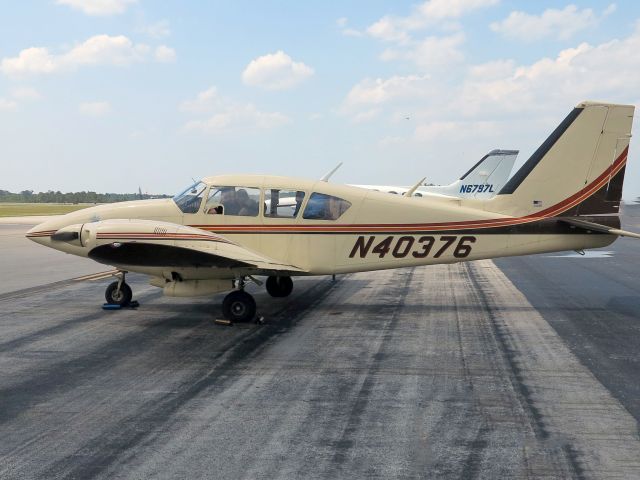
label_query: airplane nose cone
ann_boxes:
[25,223,56,245]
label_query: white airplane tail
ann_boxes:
[431,149,517,199]
[352,149,516,199]
[488,101,634,217]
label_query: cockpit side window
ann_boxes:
[264,189,305,218]
[205,186,260,216]
[302,193,351,220]
[173,181,207,214]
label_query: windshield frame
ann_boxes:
[173,181,208,214]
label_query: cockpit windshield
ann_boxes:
[173,181,207,214]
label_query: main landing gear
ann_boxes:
[220,275,293,322]
[222,277,257,322]
[222,290,257,322]
[105,271,132,306]
[265,275,293,298]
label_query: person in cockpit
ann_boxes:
[293,190,305,217]
[236,188,258,216]
[220,187,240,215]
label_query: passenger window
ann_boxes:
[264,189,305,218]
[205,186,260,216]
[302,193,351,220]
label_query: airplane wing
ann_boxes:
[558,217,640,239]
[73,219,306,274]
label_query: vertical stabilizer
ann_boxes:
[437,149,517,199]
[489,101,634,217]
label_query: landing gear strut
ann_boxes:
[105,271,132,306]
[266,275,293,298]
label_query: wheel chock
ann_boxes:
[102,300,140,311]
[215,318,233,326]
[102,304,122,310]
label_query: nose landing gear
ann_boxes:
[105,271,132,306]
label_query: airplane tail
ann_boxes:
[488,101,635,218]
[449,149,517,198]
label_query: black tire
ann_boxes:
[265,276,293,298]
[105,281,133,306]
[222,290,256,322]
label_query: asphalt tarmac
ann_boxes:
[1,214,640,479]
[0,223,104,294]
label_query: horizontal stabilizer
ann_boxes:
[559,217,640,239]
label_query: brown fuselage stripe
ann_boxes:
[96,233,234,244]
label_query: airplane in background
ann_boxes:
[27,101,639,323]
[353,149,518,199]
[266,150,518,218]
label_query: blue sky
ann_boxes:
[1,0,640,199]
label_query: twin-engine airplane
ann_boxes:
[353,148,517,198]
[28,101,638,322]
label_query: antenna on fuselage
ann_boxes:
[405,177,426,197]
[320,162,343,182]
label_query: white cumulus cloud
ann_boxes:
[343,74,432,109]
[11,86,41,101]
[181,86,290,133]
[179,86,218,113]
[241,51,314,90]
[341,22,640,137]
[56,0,137,16]
[0,98,18,111]
[366,0,498,43]
[155,45,176,63]
[380,33,466,70]
[491,4,616,42]
[1,35,173,77]
[363,0,498,71]
[456,24,640,116]
[418,0,500,20]
[336,17,363,37]
[79,101,112,116]
[137,20,171,39]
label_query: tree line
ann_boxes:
[0,190,170,204]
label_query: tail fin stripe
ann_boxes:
[499,107,584,194]
[526,146,627,219]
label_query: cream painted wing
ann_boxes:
[61,219,306,273]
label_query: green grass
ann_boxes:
[0,203,93,217]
